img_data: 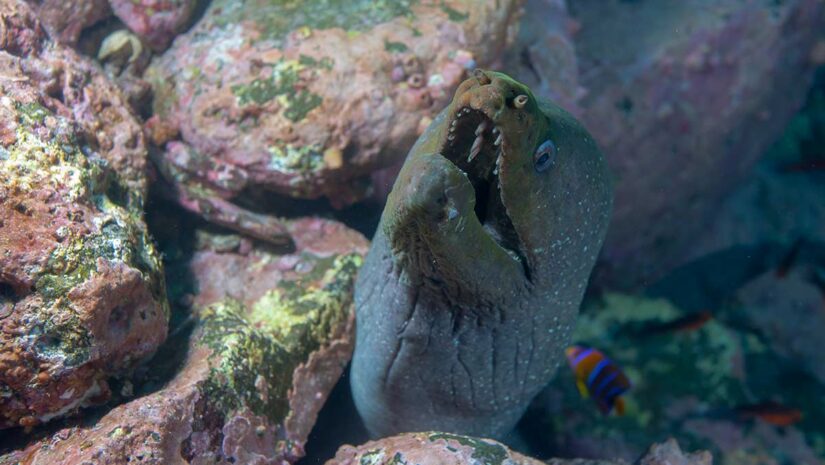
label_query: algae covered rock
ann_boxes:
[326,432,547,465]
[525,294,825,465]
[0,63,166,428]
[510,0,825,287]
[2,0,150,199]
[146,0,522,240]
[1,218,368,464]
[326,434,709,465]
[0,0,162,430]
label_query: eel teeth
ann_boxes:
[494,133,502,146]
[475,120,488,136]
[468,132,483,162]
[468,121,488,162]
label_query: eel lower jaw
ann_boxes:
[441,107,531,281]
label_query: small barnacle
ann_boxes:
[98,30,143,69]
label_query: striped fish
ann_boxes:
[565,345,631,415]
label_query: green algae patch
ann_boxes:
[198,253,362,422]
[211,0,418,44]
[440,3,469,22]
[284,91,322,122]
[428,433,508,465]
[384,40,409,53]
[267,142,325,174]
[231,58,323,122]
[298,54,334,70]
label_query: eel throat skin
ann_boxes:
[351,70,612,439]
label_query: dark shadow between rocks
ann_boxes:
[298,365,369,465]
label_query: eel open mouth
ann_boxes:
[441,107,531,281]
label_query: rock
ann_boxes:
[635,439,711,465]
[325,434,709,465]
[683,70,825,262]
[2,0,150,198]
[0,217,368,463]
[524,294,825,465]
[24,0,113,46]
[145,0,522,239]
[325,432,546,465]
[510,0,825,287]
[0,1,167,429]
[735,268,825,386]
[109,0,197,51]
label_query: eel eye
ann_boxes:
[534,139,556,173]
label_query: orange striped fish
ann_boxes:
[565,345,631,415]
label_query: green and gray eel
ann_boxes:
[351,70,612,438]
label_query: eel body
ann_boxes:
[351,70,612,438]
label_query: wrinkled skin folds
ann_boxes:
[351,70,612,438]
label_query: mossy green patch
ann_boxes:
[210,0,418,44]
[2,98,168,366]
[267,142,325,174]
[428,433,508,465]
[198,253,362,423]
[440,3,469,22]
[231,58,323,122]
[298,54,334,70]
[384,40,409,53]
[358,449,385,465]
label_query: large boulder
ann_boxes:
[145,0,523,240]
[0,0,165,429]
[509,0,825,287]
[0,217,368,464]
[326,432,548,465]
[326,433,709,465]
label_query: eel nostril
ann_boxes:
[473,68,491,86]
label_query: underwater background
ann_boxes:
[0,0,824,464]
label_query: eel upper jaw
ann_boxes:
[440,106,531,282]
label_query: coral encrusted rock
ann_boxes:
[0,12,166,431]
[145,0,523,240]
[326,432,546,465]
[0,218,368,464]
[326,434,710,465]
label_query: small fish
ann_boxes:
[735,401,803,427]
[639,311,713,335]
[565,345,631,415]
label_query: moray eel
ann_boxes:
[351,70,612,438]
